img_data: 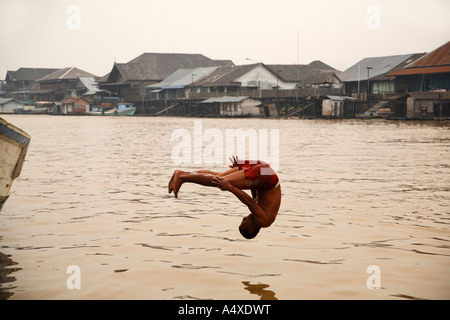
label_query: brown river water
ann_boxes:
[0,115,449,300]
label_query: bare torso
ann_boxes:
[255,185,281,227]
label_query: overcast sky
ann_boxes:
[1,0,449,78]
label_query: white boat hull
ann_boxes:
[87,107,136,116]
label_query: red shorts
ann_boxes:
[238,160,279,192]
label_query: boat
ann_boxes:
[356,101,394,119]
[87,103,136,116]
[13,107,48,114]
[378,107,395,118]
[0,117,31,211]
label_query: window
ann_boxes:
[373,81,394,94]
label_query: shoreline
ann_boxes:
[2,112,450,122]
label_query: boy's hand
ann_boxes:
[229,155,239,168]
[212,176,232,191]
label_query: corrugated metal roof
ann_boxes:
[387,65,450,76]
[78,77,100,92]
[326,95,356,101]
[266,62,337,82]
[408,41,450,68]
[201,96,250,103]
[106,53,233,82]
[191,63,325,87]
[36,67,98,82]
[59,96,88,104]
[147,67,218,89]
[192,64,260,87]
[339,54,417,82]
[387,41,450,77]
[408,92,443,100]
[0,98,17,105]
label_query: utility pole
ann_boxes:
[367,66,373,99]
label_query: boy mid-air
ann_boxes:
[168,156,281,239]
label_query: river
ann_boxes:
[0,115,449,300]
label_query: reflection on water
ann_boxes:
[242,282,278,300]
[0,251,20,300]
[0,115,449,300]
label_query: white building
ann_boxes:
[201,96,262,117]
[0,98,23,113]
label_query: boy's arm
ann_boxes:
[212,177,269,227]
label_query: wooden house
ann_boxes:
[200,96,262,117]
[31,67,98,102]
[321,95,357,118]
[405,92,442,119]
[266,61,338,90]
[387,41,450,92]
[5,68,59,92]
[97,53,233,101]
[147,67,219,100]
[0,98,22,113]
[339,53,426,98]
[59,96,90,114]
[5,68,59,104]
[186,61,340,99]
[302,71,342,89]
[187,63,289,98]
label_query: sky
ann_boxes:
[1,0,449,79]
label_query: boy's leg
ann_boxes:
[196,167,238,177]
[168,167,243,198]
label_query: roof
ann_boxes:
[308,60,336,71]
[59,96,89,104]
[37,67,98,82]
[303,71,341,85]
[266,64,328,82]
[326,95,356,101]
[190,64,261,87]
[101,53,234,83]
[387,65,450,76]
[387,41,450,77]
[147,67,218,89]
[5,68,60,81]
[408,92,443,100]
[372,53,426,80]
[339,54,422,82]
[187,62,339,87]
[78,77,100,93]
[212,60,234,66]
[408,41,450,68]
[266,61,337,83]
[0,98,20,105]
[201,96,251,103]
